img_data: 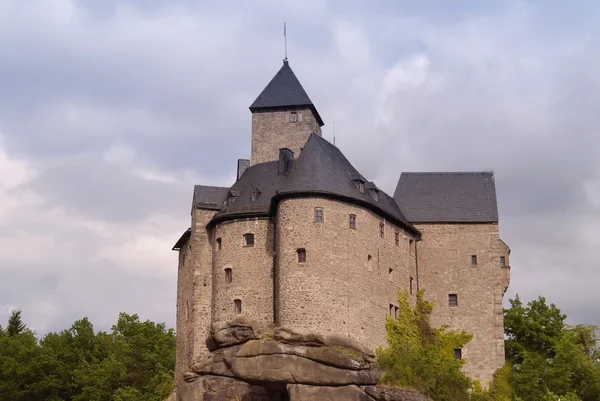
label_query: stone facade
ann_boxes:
[175,208,217,392]
[276,197,417,350]
[213,218,274,327]
[415,223,510,386]
[251,108,322,165]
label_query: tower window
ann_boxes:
[471,255,478,265]
[349,214,356,229]
[216,238,222,251]
[243,233,254,247]
[389,304,399,319]
[297,248,306,263]
[409,239,415,256]
[410,277,414,295]
[251,189,260,201]
[372,189,379,201]
[367,254,373,272]
[225,268,232,284]
[314,208,324,223]
[454,348,462,360]
[388,268,394,281]
[379,222,385,239]
[395,231,399,246]
[500,256,506,267]
[449,294,458,307]
[234,299,242,314]
[359,181,365,193]
[289,111,298,123]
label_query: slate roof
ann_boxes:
[194,185,230,210]
[172,228,191,250]
[393,172,499,223]
[249,60,324,127]
[212,160,284,220]
[208,134,418,236]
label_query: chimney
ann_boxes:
[237,159,250,181]
[278,148,294,175]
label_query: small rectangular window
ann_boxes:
[289,111,298,122]
[297,248,306,263]
[244,233,254,247]
[449,294,458,307]
[225,268,232,284]
[388,268,393,281]
[379,222,385,239]
[454,348,462,360]
[359,182,365,193]
[395,231,399,246]
[500,256,506,267]
[389,303,394,317]
[410,277,414,295]
[349,214,356,229]
[234,299,242,314]
[471,255,478,265]
[314,208,324,223]
[216,238,222,251]
[409,239,415,256]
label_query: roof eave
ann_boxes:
[172,228,191,251]
[269,191,421,238]
[249,104,324,127]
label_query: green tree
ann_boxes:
[6,309,27,337]
[504,294,566,364]
[378,289,472,401]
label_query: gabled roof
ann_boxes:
[249,60,324,127]
[194,185,230,210]
[393,172,499,223]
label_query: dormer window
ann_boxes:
[289,111,298,123]
[372,189,379,201]
[353,179,365,193]
[251,188,261,202]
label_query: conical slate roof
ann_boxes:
[208,133,418,236]
[249,60,324,126]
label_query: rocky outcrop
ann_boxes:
[180,320,431,401]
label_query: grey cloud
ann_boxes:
[1,0,600,335]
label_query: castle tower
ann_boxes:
[249,60,324,165]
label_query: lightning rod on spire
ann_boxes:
[284,22,288,61]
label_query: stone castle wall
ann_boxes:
[175,209,216,392]
[212,217,274,329]
[275,197,418,350]
[251,108,322,165]
[415,223,511,386]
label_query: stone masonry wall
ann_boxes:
[415,223,511,387]
[175,208,216,393]
[213,217,275,329]
[276,197,417,351]
[251,108,322,165]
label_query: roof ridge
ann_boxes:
[401,171,494,176]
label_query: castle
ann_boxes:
[172,59,511,393]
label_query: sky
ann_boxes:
[1,0,599,335]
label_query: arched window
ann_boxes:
[243,233,254,247]
[224,268,232,283]
[234,299,242,314]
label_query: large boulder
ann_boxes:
[287,384,373,401]
[238,339,373,370]
[180,375,282,401]
[205,317,259,351]
[232,353,380,386]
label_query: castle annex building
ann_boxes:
[173,59,511,392]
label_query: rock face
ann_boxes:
[179,320,431,401]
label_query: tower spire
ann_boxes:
[284,22,288,62]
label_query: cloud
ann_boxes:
[0,0,599,334]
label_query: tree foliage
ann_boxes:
[504,295,600,401]
[0,311,175,401]
[7,309,27,337]
[377,289,473,401]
